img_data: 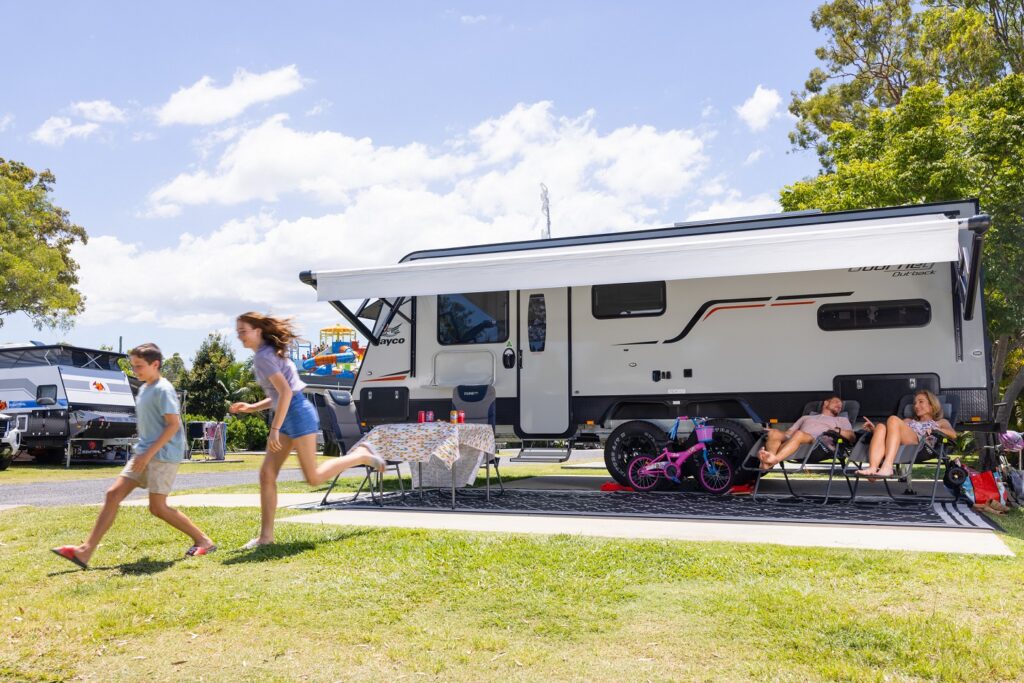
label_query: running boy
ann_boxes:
[51,343,215,569]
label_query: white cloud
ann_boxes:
[0,114,13,132]
[146,102,708,217]
[157,65,305,126]
[30,116,100,146]
[743,148,765,165]
[686,191,780,221]
[305,99,332,116]
[735,85,782,131]
[460,14,488,24]
[71,100,126,123]
[74,102,713,329]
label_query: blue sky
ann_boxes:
[2,1,825,362]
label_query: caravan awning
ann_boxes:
[311,214,962,301]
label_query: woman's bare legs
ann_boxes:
[856,424,888,476]
[875,416,919,477]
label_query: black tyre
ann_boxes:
[677,418,757,484]
[31,448,65,465]
[0,452,12,471]
[604,421,667,486]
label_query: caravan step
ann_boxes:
[510,447,572,463]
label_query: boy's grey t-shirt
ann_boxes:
[253,344,306,404]
[134,377,185,463]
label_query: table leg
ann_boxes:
[451,463,456,509]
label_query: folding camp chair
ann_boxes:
[847,393,959,505]
[740,399,860,504]
[319,390,405,506]
[451,384,503,500]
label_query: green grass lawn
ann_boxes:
[1,505,1023,682]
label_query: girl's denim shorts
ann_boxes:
[279,393,320,438]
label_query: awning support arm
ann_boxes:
[962,215,990,321]
[328,301,379,346]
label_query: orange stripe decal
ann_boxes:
[365,375,407,382]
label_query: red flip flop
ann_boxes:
[50,545,88,570]
[185,544,217,557]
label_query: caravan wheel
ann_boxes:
[0,451,12,471]
[605,421,666,487]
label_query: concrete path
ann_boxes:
[122,492,328,508]
[282,507,1013,556]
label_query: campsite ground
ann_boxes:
[2,502,1022,682]
[2,455,1022,681]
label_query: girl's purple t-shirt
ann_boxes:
[252,344,306,403]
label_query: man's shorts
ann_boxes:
[119,458,180,495]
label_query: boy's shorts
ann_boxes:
[119,458,180,495]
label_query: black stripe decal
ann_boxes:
[775,291,853,300]
[663,297,772,344]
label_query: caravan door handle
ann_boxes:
[517,349,523,369]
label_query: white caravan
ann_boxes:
[0,344,137,466]
[300,200,992,485]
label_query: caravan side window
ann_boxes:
[36,385,58,402]
[592,281,666,319]
[527,294,546,352]
[437,292,509,345]
[818,299,931,331]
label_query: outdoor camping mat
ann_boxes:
[308,488,995,529]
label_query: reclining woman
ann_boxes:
[855,389,957,478]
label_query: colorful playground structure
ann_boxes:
[290,326,364,381]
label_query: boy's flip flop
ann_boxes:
[51,545,88,570]
[185,544,217,557]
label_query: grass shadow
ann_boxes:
[111,556,180,575]
[222,529,379,564]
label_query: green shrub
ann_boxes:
[227,414,269,451]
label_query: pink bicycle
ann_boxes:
[626,416,736,494]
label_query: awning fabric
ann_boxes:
[312,214,962,301]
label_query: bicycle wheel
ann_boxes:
[697,454,735,494]
[627,456,662,492]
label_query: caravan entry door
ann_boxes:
[517,288,571,436]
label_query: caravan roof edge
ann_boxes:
[397,198,980,264]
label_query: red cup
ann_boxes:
[417,410,425,423]
[458,410,465,424]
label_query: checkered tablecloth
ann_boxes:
[354,422,496,488]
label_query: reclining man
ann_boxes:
[758,395,854,469]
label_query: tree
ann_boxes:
[789,0,1021,166]
[0,158,88,329]
[781,76,1024,428]
[218,359,264,413]
[180,334,235,420]
[161,353,188,387]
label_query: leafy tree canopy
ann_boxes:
[181,334,236,420]
[791,0,1023,166]
[0,158,88,329]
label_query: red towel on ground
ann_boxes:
[600,482,634,492]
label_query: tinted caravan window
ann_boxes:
[527,294,546,352]
[437,292,509,345]
[592,281,666,319]
[818,299,931,331]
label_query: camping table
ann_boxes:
[352,422,495,508]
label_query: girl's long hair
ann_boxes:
[237,312,298,358]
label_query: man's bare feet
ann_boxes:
[758,448,774,471]
[855,468,877,477]
[874,469,894,478]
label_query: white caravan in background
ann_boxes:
[0,344,137,467]
[300,200,992,485]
